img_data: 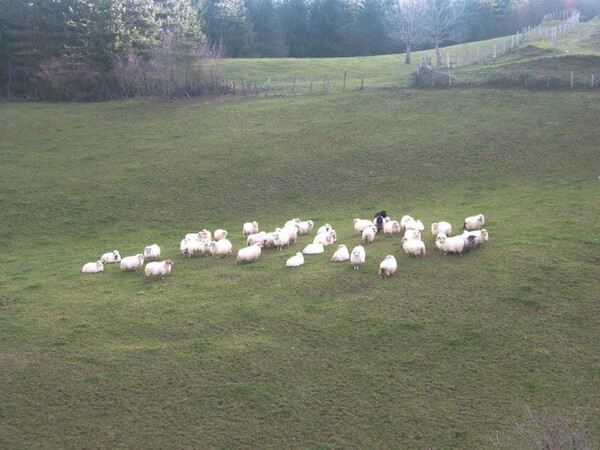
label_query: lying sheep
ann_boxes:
[379,255,397,279]
[243,221,259,235]
[297,220,314,235]
[143,244,161,260]
[383,220,401,235]
[431,221,452,238]
[100,250,121,264]
[303,243,325,254]
[401,237,426,257]
[82,260,104,273]
[331,244,350,262]
[120,254,145,271]
[362,225,377,244]
[214,229,228,241]
[463,214,485,231]
[209,239,233,257]
[313,230,337,246]
[286,252,305,267]
[144,260,174,277]
[350,245,366,269]
[353,218,373,233]
[236,243,262,264]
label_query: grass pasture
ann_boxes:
[1,88,600,448]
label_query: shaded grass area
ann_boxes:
[1,89,599,448]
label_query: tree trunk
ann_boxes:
[404,42,412,65]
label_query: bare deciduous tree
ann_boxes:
[422,0,466,67]
[386,0,425,65]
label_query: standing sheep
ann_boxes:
[243,221,259,235]
[214,229,228,241]
[463,214,485,231]
[383,220,401,235]
[331,244,350,262]
[144,260,174,277]
[361,225,377,244]
[353,218,373,233]
[81,261,104,273]
[431,222,452,238]
[297,220,314,235]
[435,233,472,255]
[120,254,145,271]
[143,244,161,260]
[379,255,397,279]
[401,237,426,257]
[209,239,233,257]
[350,245,366,269]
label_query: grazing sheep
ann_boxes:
[236,243,262,264]
[435,233,469,255]
[431,221,452,238]
[383,220,401,235]
[331,244,350,262]
[143,244,161,260]
[81,260,104,273]
[100,250,121,264]
[401,237,426,257]
[316,223,332,235]
[353,218,373,233]
[362,225,377,244]
[379,255,397,279]
[144,260,174,277]
[243,221,259,235]
[463,214,485,231]
[303,243,325,254]
[297,220,314,235]
[180,238,202,258]
[214,229,228,241]
[286,252,305,267]
[120,254,145,271]
[247,231,267,246]
[209,239,233,257]
[350,245,366,269]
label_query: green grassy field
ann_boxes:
[1,87,599,448]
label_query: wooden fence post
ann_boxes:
[291,77,297,95]
[360,75,364,90]
[343,71,347,92]
[570,71,574,88]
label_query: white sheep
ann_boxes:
[273,229,291,251]
[284,218,301,228]
[209,239,233,257]
[198,229,211,240]
[316,223,332,235]
[383,220,401,235]
[144,259,174,277]
[313,230,337,246]
[405,218,425,231]
[361,225,377,244]
[81,260,104,273]
[401,237,426,257]
[303,243,325,254]
[120,254,145,271]
[403,229,421,241]
[243,221,259,235]
[180,238,202,258]
[185,232,200,241]
[435,233,468,255]
[143,244,161,260]
[461,229,489,246]
[379,255,397,279]
[297,220,314,235]
[214,229,228,241]
[286,252,305,267]
[431,221,452,237]
[282,223,299,244]
[246,231,267,246]
[400,215,415,230]
[100,250,121,264]
[463,214,485,231]
[353,218,373,233]
[330,244,350,262]
[236,243,262,264]
[350,245,366,269]
[199,238,212,256]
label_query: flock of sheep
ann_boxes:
[81,212,488,279]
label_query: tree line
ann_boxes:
[0,0,597,100]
